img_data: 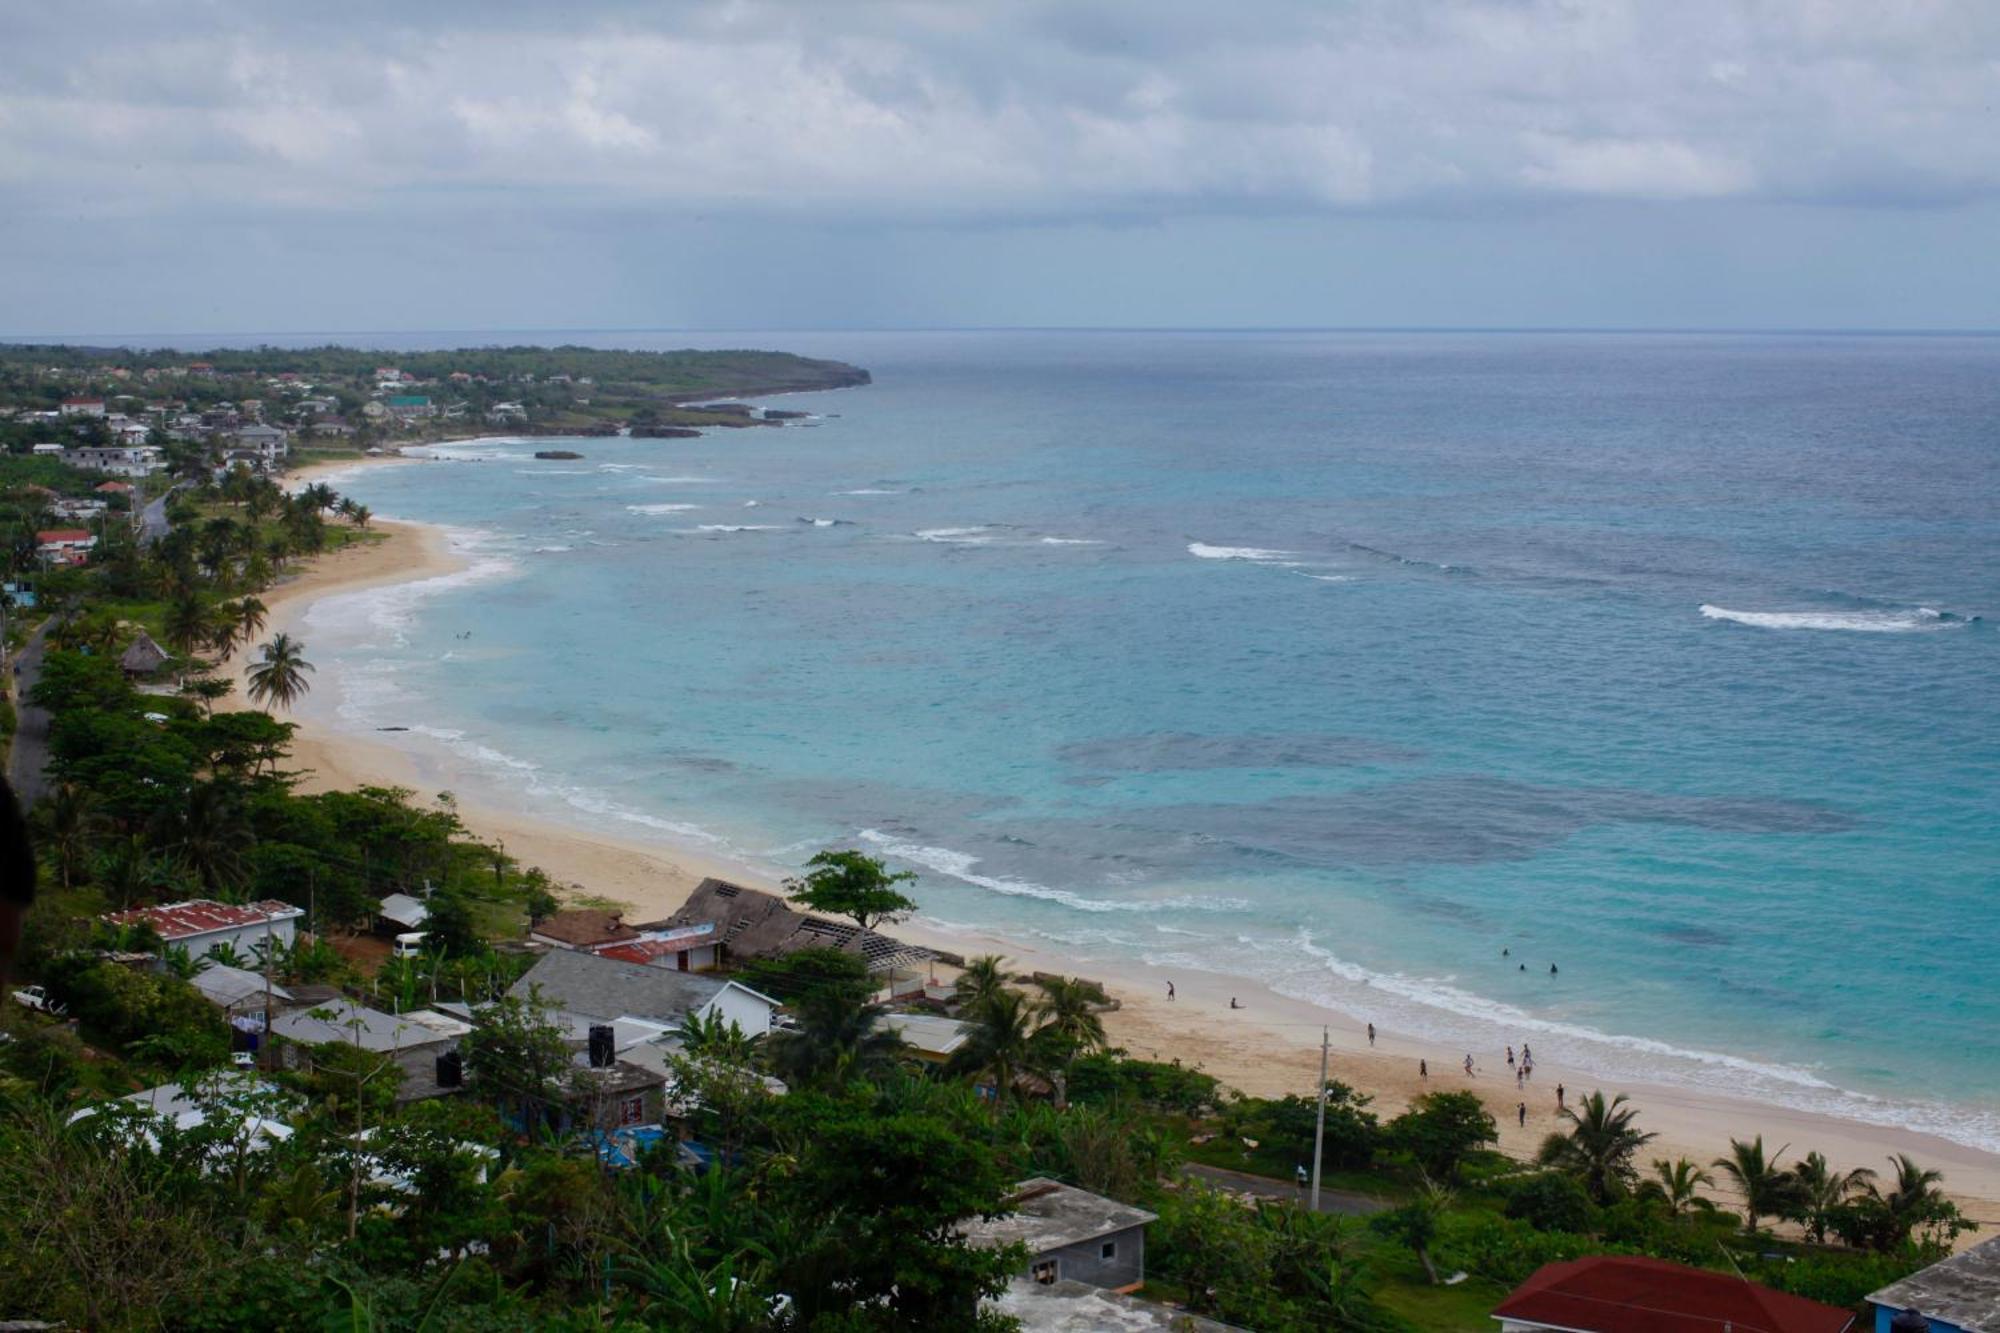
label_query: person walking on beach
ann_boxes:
[1463,1053,1474,1076]
[1556,1083,1566,1110]
[1518,1102,1527,1128]
[1521,1043,1532,1064]
[1229,997,1242,1010]
[1506,1045,1515,1067]
[1419,1059,1427,1080]
[1167,980,1175,1001]
[1367,1022,1375,1047]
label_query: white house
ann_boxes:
[63,444,164,477]
[105,898,304,961]
[506,949,780,1037]
[36,528,97,567]
[60,396,107,417]
[234,424,288,459]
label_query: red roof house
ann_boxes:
[105,898,305,959]
[1492,1257,1855,1333]
[95,480,134,494]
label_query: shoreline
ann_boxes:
[246,465,2000,1231]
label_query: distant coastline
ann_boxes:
[266,451,2000,1241]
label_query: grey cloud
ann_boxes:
[6,1,2000,225]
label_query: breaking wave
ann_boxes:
[1700,604,1969,633]
[857,830,1250,915]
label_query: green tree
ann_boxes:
[1537,1090,1656,1203]
[459,991,573,1129]
[1387,1090,1496,1182]
[1790,1150,1874,1244]
[949,984,1041,1114]
[1638,1156,1714,1218]
[952,953,1008,1014]
[245,632,313,712]
[1031,975,1107,1070]
[1713,1136,1802,1234]
[1370,1178,1453,1284]
[784,848,917,933]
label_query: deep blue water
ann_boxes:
[295,331,1998,1147]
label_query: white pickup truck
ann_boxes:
[9,985,64,1015]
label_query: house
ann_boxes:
[1492,1256,1855,1333]
[63,444,164,477]
[962,1178,1157,1295]
[60,396,106,417]
[31,442,65,457]
[563,1042,668,1132]
[119,630,172,677]
[377,892,430,933]
[1866,1235,2000,1332]
[71,1073,297,1156]
[269,999,466,1104]
[188,961,294,1028]
[653,878,935,975]
[507,948,780,1037]
[385,394,435,419]
[989,1278,1245,1331]
[36,528,97,566]
[486,401,528,423]
[590,922,721,973]
[95,480,134,496]
[878,1012,974,1063]
[234,423,288,458]
[49,497,108,521]
[105,898,304,961]
[531,908,639,951]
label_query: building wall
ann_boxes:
[181,917,298,961]
[704,986,776,1036]
[1031,1225,1146,1292]
[1874,1307,1971,1333]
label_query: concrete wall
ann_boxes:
[185,917,297,962]
[704,985,776,1036]
[1874,1307,1971,1333]
[1030,1225,1146,1292]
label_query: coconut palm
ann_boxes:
[1790,1151,1874,1244]
[949,984,1042,1114]
[766,993,905,1091]
[1033,976,1107,1059]
[246,633,314,712]
[1713,1136,1801,1234]
[45,784,107,889]
[348,504,372,531]
[1639,1157,1714,1218]
[953,954,1009,1016]
[1872,1153,1948,1244]
[1537,1090,1656,1203]
[163,594,220,661]
[148,781,254,894]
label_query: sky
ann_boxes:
[2,0,1998,335]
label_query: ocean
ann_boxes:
[292,330,1998,1150]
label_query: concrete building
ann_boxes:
[590,922,721,973]
[878,1012,974,1063]
[963,1178,1157,1294]
[36,528,97,567]
[1867,1236,2000,1333]
[63,444,164,477]
[106,898,304,961]
[989,1278,1244,1331]
[507,947,780,1037]
[269,999,467,1104]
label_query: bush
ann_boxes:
[1433,1212,1602,1286]
[1067,1052,1221,1114]
[1503,1172,1598,1234]
[1386,1091,1497,1181]
[1752,1250,1927,1310]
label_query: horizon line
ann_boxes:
[4,323,2000,344]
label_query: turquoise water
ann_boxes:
[299,331,1999,1149]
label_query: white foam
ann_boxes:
[857,830,1250,915]
[301,524,520,649]
[626,503,701,515]
[693,524,784,533]
[1039,536,1104,546]
[837,488,902,495]
[638,475,723,484]
[1189,542,1301,565]
[512,468,591,475]
[532,544,573,553]
[916,526,997,545]
[743,500,760,508]
[1700,604,1961,633]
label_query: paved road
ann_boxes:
[1183,1162,1387,1217]
[7,619,54,808]
[139,484,178,545]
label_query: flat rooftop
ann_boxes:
[990,1278,1243,1332]
[962,1177,1157,1255]
[1868,1235,2000,1333]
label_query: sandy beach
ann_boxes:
[242,457,2000,1232]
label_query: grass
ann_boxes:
[1374,1271,1510,1332]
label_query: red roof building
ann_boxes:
[1492,1257,1855,1333]
[105,899,305,958]
[95,480,134,494]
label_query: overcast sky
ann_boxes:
[3,1,1998,334]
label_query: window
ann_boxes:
[1031,1260,1058,1286]
[1100,1240,1117,1260]
[619,1095,645,1126]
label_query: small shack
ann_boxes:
[119,630,172,677]
[962,1177,1157,1295]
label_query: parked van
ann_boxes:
[392,932,427,959]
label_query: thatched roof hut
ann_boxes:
[119,630,172,676]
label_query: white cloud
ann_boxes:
[2,0,1998,222]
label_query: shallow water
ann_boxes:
[296,330,1999,1150]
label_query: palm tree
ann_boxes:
[1537,1090,1656,1203]
[163,594,219,662]
[148,782,254,894]
[949,985,1042,1114]
[45,784,107,889]
[953,954,1009,1016]
[1713,1136,1800,1234]
[767,995,906,1090]
[210,597,267,662]
[1873,1154,1948,1245]
[246,633,314,712]
[348,504,372,531]
[1790,1151,1874,1244]
[1033,976,1107,1059]
[1639,1157,1714,1218]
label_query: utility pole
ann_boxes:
[1310,1026,1329,1212]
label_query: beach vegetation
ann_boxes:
[1386,1091,1497,1182]
[784,847,919,933]
[1712,1134,1803,1234]
[1636,1155,1715,1217]
[1536,1089,1656,1203]
[244,631,314,712]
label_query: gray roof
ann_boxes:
[1868,1235,2000,1331]
[880,1012,973,1056]
[378,893,429,928]
[990,1278,1243,1332]
[189,962,293,1009]
[962,1178,1158,1256]
[270,1000,456,1054]
[508,948,726,1026]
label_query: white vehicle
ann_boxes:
[392,932,428,959]
[10,985,63,1015]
